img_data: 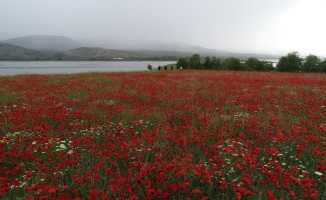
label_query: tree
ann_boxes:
[147,64,153,70]
[264,63,275,71]
[203,56,212,70]
[321,60,326,73]
[276,51,302,72]
[223,57,242,71]
[211,57,222,70]
[189,54,202,69]
[302,54,322,73]
[245,57,268,71]
[176,57,189,69]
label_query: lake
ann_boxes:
[0,61,177,76]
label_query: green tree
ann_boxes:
[189,54,202,69]
[321,60,326,73]
[242,64,253,71]
[147,64,153,70]
[211,57,222,70]
[302,54,322,73]
[264,63,275,71]
[276,51,302,72]
[176,57,189,69]
[203,56,212,70]
[223,57,242,71]
[245,57,268,71]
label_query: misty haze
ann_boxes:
[1,0,326,57]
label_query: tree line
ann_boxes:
[176,52,326,73]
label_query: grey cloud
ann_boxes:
[2,0,325,56]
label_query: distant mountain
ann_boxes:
[136,41,232,55]
[2,35,80,51]
[0,42,55,59]
[0,42,189,60]
[1,35,279,60]
[78,38,231,55]
[78,38,278,59]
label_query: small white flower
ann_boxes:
[315,171,323,176]
[19,182,27,188]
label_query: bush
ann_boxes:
[276,51,302,72]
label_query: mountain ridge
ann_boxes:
[2,35,80,51]
[0,42,56,60]
[1,35,280,60]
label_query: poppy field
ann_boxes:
[0,70,325,200]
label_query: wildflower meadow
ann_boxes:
[0,70,325,199]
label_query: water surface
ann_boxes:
[0,61,176,76]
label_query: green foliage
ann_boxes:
[321,60,326,73]
[245,57,271,71]
[241,64,253,71]
[276,51,302,72]
[0,92,19,105]
[165,64,177,70]
[302,54,322,73]
[175,52,325,73]
[264,62,275,71]
[189,54,202,69]
[203,56,212,70]
[147,64,153,70]
[176,57,189,69]
[223,57,242,71]
[211,56,222,70]
[177,55,223,70]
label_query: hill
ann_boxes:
[78,38,231,55]
[1,35,280,60]
[78,38,278,59]
[0,42,55,60]
[2,35,80,51]
[64,47,141,58]
[64,47,192,59]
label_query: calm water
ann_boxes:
[0,61,177,76]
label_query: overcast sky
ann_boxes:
[1,0,326,56]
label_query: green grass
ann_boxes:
[153,64,178,71]
[0,92,19,105]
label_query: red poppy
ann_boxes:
[193,188,203,195]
